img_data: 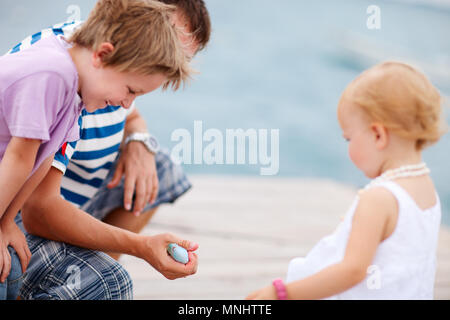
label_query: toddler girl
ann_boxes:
[247,61,446,300]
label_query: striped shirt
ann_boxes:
[9,21,134,208]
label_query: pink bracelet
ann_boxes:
[272,278,287,300]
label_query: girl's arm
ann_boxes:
[0,137,41,219]
[247,187,397,300]
[286,187,397,299]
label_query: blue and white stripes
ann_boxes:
[57,105,130,207]
[7,21,83,54]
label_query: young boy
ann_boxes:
[11,0,210,300]
[0,0,190,299]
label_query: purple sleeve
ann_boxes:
[2,72,67,142]
[66,116,81,143]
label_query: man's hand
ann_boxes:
[107,141,159,217]
[139,233,198,280]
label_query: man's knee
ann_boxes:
[91,253,134,300]
[22,249,133,300]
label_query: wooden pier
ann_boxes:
[120,175,450,300]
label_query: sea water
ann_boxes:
[1,0,449,224]
[143,0,450,225]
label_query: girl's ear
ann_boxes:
[92,42,115,68]
[371,122,389,150]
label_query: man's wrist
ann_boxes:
[124,132,160,154]
[127,232,147,258]
[135,234,157,264]
[126,139,155,157]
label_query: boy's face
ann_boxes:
[80,56,167,113]
[80,9,199,113]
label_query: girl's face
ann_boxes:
[337,100,382,179]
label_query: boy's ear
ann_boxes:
[371,122,389,150]
[92,42,115,68]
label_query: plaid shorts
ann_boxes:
[17,149,192,300]
[81,148,192,220]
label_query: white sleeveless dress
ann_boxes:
[286,180,441,299]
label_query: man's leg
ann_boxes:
[15,213,133,300]
[23,241,133,300]
[102,207,159,260]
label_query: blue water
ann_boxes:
[1,0,450,225]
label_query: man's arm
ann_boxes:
[22,167,140,253]
[122,107,148,140]
[108,108,159,216]
[22,166,198,279]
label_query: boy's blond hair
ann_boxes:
[69,0,190,90]
[340,61,447,150]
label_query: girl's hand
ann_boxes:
[0,219,31,277]
[246,284,278,300]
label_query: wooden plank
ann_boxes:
[120,175,450,300]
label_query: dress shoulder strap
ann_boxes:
[367,180,440,213]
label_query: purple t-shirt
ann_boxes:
[0,35,82,175]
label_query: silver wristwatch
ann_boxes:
[124,132,160,154]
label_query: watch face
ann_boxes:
[148,136,159,149]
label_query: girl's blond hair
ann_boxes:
[340,61,447,150]
[69,0,191,90]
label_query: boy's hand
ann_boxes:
[107,141,159,217]
[246,285,278,300]
[0,219,31,276]
[0,244,11,283]
[139,233,198,280]
[0,227,8,283]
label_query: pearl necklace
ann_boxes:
[362,162,430,192]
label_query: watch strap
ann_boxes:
[124,132,160,154]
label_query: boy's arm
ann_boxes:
[0,154,53,275]
[21,166,198,279]
[0,137,41,219]
[1,155,53,224]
